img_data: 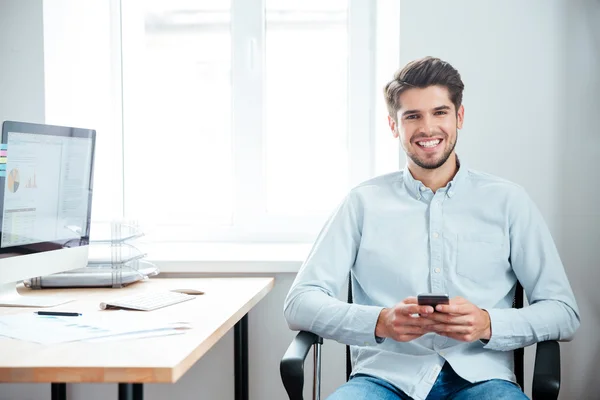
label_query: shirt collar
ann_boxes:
[402,156,467,199]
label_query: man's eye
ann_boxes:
[435,111,448,115]
[405,115,418,120]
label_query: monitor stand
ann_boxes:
[0,282,72,307]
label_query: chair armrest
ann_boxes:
[280,331,322,400]
[532,340,560,400]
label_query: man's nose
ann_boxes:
[417,115,435,135]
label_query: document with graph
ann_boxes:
[0,312,191,344]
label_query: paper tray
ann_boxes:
[24,262,159,289]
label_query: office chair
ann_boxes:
[280,282,561,400]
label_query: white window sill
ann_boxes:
[136,242,311,274]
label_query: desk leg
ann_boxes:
[234,314,248,400]
[51,383,67,400]
[118,383,143,400]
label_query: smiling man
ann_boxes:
[283,57,580,400]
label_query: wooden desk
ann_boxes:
[0,277,275,400]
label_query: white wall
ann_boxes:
[0,2,45,399]
[399,0,567,219]
[0,0,122,222]
[0,0,45,124]
[1,0,599,399]
[557,0,600,398]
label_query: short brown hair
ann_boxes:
[384,57,464,121]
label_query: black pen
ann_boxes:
[34,311,82,317]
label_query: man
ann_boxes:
[283,57,580,400]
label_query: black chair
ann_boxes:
[280,282,561,400]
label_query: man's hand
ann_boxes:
[375,297,438,342]
[422,296,491,342]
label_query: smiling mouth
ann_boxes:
[416,138,443,149]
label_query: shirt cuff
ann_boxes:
[348,305,385,347]
[482,308,520,351]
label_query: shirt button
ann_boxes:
[439,351,446,356]
[432,232,439,239]
[364,342,370,346]
[434,268,441,273]
[420,186,427,191]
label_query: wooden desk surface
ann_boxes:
[0,277,274,383]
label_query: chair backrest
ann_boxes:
[345,281,525,391]
[513,281,524,390]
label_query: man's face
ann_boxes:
[389,85,464,170]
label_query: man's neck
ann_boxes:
[408,153,459,193]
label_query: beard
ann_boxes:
[406,133,457,170]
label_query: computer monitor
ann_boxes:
[0,121,95,307]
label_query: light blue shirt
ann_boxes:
[284,162,580,400]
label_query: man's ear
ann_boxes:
[388,115,399,138]
[456,105,465,130]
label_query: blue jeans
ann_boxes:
[326,362,528,400]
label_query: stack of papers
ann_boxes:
[0,313,191,344]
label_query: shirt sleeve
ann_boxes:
[483,187,580,351]
[283,191,384,347]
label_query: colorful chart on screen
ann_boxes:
[7,168,20,193]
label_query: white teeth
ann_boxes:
[417,139,440,148]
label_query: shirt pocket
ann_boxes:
[456,233,507,283]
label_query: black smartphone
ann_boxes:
[417,293,450,311]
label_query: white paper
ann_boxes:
[84,328,186,343]
[0,313,192,344]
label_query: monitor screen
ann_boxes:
[0,121,95,255]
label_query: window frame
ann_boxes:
[116,0,398,244]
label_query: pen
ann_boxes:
[34,311,82,317]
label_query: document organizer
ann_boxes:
[25,220,159,289]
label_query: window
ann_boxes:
[122,0,233,227]
[119,0,399,243]
[265,0,348,216]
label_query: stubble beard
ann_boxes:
[404,131,457,170]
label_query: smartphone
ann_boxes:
[417,293,450,311]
